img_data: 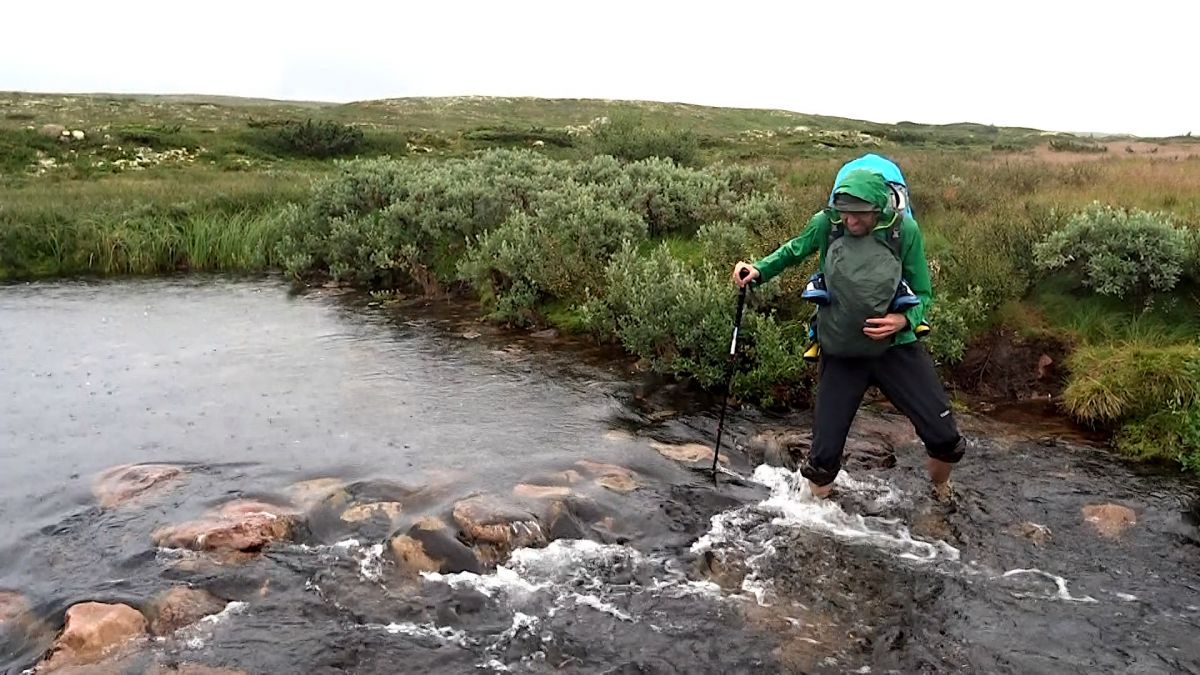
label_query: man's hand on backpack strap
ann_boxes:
[864,313,908,340]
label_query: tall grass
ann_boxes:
[0,167,305,278]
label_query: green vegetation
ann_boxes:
[3,92,1200,470]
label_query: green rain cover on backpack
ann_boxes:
[817,169,904,357]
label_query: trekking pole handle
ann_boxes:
[730,269,750,356]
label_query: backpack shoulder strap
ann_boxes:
[884,212,904,258]
[824,207,844,248]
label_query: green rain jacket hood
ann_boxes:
[832,168,891,212]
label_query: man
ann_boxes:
[731,168,965,501]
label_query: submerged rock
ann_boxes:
[389,517,482,575]
[147,587,227,636]
[153,500,299,553]
[38,602,147,671]
[0,589,28,627]
[340,501,404,524]
[650,441,728,465]
[1082,504,1137,539]
[1007,521,1052,546]
[93,463,183,508]
[452,494,546,554]
[512,484,572,500]
[286,477,349,510]
[574,460,639,492]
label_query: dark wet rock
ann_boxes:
[452,494,546,553]
[153,500,300,553]
[37,602,147,671]
[850,410,918,449]
[345,472,464,511]
[147,664,248,675]
[390,517,482,575]
[748,425,897,472]
[93,463,183,508]
[1007,521,1052,546]
[694,550,746,591]
[1082,503,1137,539]
[538,496,614,542]
[147,587,227,636]
[340,501,404,524]
[746,430,809,470]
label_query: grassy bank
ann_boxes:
[4,92,1200,472]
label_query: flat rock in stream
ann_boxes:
[153,500,300,553]
[285,477,349,510]
[572,459,641,492]
[650,442,728,465]
[513,484,573,500]
[93,463,184,508]
[147,587,227,636]
[452,494,546,554]
[1082,504,1137,539]
[1007,521,1052,546]
[340,501,404,524]
[37,602,147,672]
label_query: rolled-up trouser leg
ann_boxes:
[804,353,872,486]
[871,342,965,463]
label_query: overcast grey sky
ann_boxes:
[4,0,1195,136]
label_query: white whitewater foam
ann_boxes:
[573,593,634,622]
[1002,569,1098,603]
[376,621,473,647]
[751,465,960,563]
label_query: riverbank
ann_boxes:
[4,94,1199,475]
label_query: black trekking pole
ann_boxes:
[713,268,750,484]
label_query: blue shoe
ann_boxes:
[802,273,830,305]
[889,279,919,312]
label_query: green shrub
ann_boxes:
[697,221,752,264]
[924,285,991,365]
[458,182,647,324]
[578,243,810,405]
[1048,138,1106,153]
[463,125,574,147]
[251,119,364,158]
[592,111,700,166]
[1115,403,1200,472]
[728,192,790,235]
[114,123,197,148]
[1033,202,1188,300]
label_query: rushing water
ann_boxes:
[2,277,1198,674]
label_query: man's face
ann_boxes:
[839,210,878,236]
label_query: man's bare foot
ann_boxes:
[927,457,954,485]
[931,480,954,504]
[810,481,834,499]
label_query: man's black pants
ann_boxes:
[802,341,966,487]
